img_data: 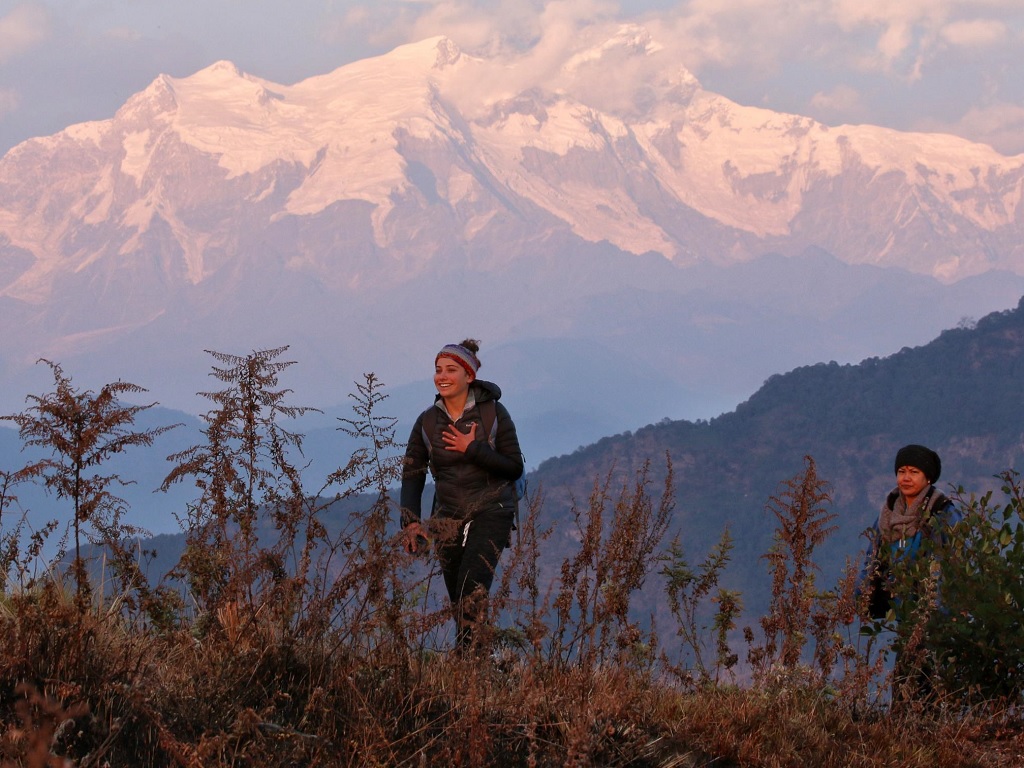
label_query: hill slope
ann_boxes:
[533,295,1024,614]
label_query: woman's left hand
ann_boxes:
[443,422,476,453]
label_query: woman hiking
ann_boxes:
[400,339,524,650]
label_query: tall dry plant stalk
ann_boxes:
[161,346,318,623]
[0,470,27,592]
[313,372,416,657]
[548,456,674,673]
[750,456,837,676]
[488,480,552,660]
[819,563,890,714]
[2,359,177,609]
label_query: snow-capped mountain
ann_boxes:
[1,32,1023,462]
[4,33,1023,301]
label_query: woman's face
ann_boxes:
[896,465,929,500]
[434,357,473,401]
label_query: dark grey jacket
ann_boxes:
[400,380,523,527]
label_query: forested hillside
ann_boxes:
[532,295,1024,614]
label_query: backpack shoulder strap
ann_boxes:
[925,487,953,522]
[919,486,960,539]
[479,399,498,448]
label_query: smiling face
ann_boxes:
[434,356,473,402]
[896,465,929,501]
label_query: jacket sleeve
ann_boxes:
[464,402,524,481]
[399,412,430,527]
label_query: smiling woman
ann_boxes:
[399,338,524,651]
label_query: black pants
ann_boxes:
[435,509,515,647]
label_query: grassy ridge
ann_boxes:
[3,450,1023,765]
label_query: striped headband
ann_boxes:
[436,344,481,376]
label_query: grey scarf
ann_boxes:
[878,486,938,544]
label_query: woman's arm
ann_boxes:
[463,403,523,480]
[400,412,430,527]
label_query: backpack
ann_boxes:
[419,399,527,523]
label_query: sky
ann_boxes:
[1,0,1023,158]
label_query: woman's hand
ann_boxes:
[403,521,428,554]
[443,422,476,453]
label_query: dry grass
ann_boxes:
[2,365,1022,767]
[2,461,1020,767]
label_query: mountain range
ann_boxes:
[1,31,1024,465]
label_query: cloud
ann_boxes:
[828,1,1024,75]
[318,0,1022,91]
[434,19,712,126]
[626,0,1014,86]
[2,0,1020,159]
[410,1,651,116]
[922,101,1024,156]
[808,84,867,123]
[316,0,1023,144]
[322,0,546,53]
[399,0,622,60]
[0,87,20,119]
[940,18,1006,47]
[0,3,50,63]
[644,0,822,75]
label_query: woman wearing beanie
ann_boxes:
[860,444,960,618]
[858,444,962,698]
[400,339,524,650]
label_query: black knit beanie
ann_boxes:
[894,444,941,483]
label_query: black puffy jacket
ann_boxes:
[400,380,523,527]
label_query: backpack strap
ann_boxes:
[923,488,955,534]
[479,399,499,448]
